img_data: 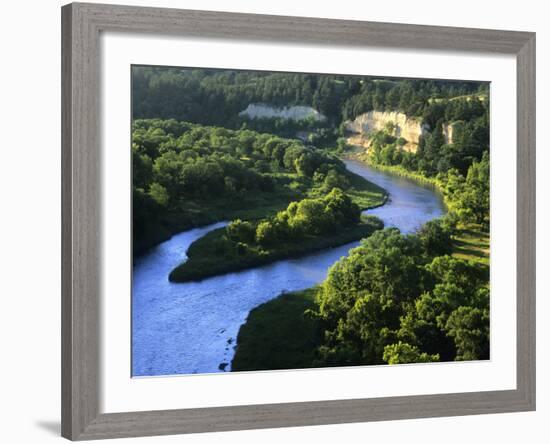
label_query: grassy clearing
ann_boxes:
[428,93,488,104]
[338,168,388,210]
[231,288,322,372]
[355,156,490,268]
[451,224,490,266]
[169,216,383,282]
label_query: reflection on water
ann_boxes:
[132,160,445,376]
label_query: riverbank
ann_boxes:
[166,165,388,282]
[135,166,387,256]
[230,157,490,372]
[346,149,449,206]
[133,155,451,375]
[169,215,383,283]
[134,185,302,256]
[231,288,322,371]
[231,223,490,372]
[346,150,489,263]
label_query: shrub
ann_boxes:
[226,219,256,244]
[418,219,453,256]
[255,221,279,246]
[383,342,440,364]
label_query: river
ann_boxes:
[131,159,445,377]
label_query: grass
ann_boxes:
[353,154,490,268]
[347,152,490,265]
[231,225,491,372]
[451,224,490,266]
[428,92,488,104]
[135,168,386,256]
[348,150,445,199]
[134,185,302,255]
[231,288,322,372]
[338,168,388,210]
[230,158,490,372]
[169,216,383,282]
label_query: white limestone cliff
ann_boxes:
[239,104,326,122]
[345,111,429,152]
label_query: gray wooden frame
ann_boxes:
[61,2,536,440]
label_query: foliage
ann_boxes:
[262,187,361,241]
[365,119,489,227]
[341,79,487,122]
[418,219,453,256]
[148,182,169,206]
[442,152,490,227]
[133,66,487,132]
[131,67,491,370]
[355,81,489,229]
[382,342,440,364]
[169,191,384,282]
[232,289,323,371]
[232,220,490,370]
[132,118,386,254]
[133,67,357,124]
[132,69,490,251]
[445,305,490,360]
[313,227,490,366]
[226,219,256,244]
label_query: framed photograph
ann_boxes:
[61,2,535,440]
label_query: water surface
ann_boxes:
[132,160,445,376]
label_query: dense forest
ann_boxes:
[133,67,489,242]
[314,220,489,366]
[133,66,488,143]
[132,66,490,370]
[132,119,385,253]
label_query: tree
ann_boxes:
[445,306,490,360]
[418,219,453,256]
[255,221,279,246]
[313,227,489,367]
[290,199,332,235]
[132,146,153,189]
[226,219,256,244]
[323,169,350,191]
[420,122,446,176]
[315,284,400,366]
[441,152,489,227]
[294,152,317,177]
[323,187,360,226]
[422,102,445,129]
[382,342,440,364]
[148,182,169,206]
[397,306,456,361]
[405,256,489,360]
[315,229,428,366]
[461,152,490,226]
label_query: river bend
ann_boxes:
[132,160,445,376]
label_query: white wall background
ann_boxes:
[0,0,545,443]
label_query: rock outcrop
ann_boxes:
[345,111,429,152]
[442,122,455,145]
[239,104,326,122]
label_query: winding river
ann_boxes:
[132,159,445,377]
